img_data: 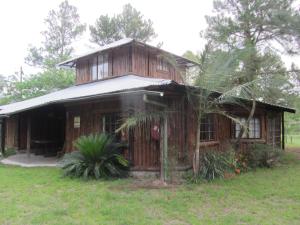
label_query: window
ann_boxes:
[268,115,281,146]
[97,54,108,79]
[102,113,122,141]
[233,117,261,139]
[157,57,169,72]
[91,57,97,81]
[74,116,80,128]
[90,53,109,80]
[200,114,215,141]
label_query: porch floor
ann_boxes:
[1,153,59,167]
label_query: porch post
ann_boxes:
[26,116,31,156]
[160,114,168,183]
[0,119,5,155]
[282,112,285,150]
[163,114,168,182]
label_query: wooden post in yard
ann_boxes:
[282,112,285,150]
[160,113,168,183]
[26,116,31,157]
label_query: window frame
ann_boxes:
[232,117,261,139]
[90,53,109,81]
[200,114,216,142]
[102,112,122,141]
[267,115,281,146]
[156,57,169,72]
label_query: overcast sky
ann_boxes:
[0,0,298,76]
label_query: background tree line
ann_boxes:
[183,0,300,146]
[0,1,157,104]
[0,0,299,138]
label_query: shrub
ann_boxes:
[199,150,233,181]
[60,134,129,179]
[238,144,282,169]
[251,144,282,168]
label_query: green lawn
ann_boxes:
[0,154,300,225]
[286,135,300,148]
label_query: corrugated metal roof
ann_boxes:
[0,75,173,116]
[58,38,134,68]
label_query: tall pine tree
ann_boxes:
[90,4,156,46]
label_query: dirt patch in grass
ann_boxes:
[128,179,183,190]
[111,178,183,190]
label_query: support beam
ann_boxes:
[0,119,5,154]
[282,112,285,150]
[160,114,168,183]
[26,116,31,156]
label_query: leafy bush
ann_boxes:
[60,134,129,179]
[251,144,282,168]
[199,150,233,181]
[238,144,282,169]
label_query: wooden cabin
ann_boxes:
[0,38,295,173]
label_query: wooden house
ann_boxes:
[0,38,295,173]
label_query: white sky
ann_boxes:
[0,0,298,76]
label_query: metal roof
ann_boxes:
[0,74,295,116]
[0,75,173,116]
[57,38,199,68]
[58,38,134,68]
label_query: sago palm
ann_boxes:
[60,133,129,179]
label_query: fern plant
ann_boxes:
[60,134,129,179]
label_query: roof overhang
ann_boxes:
[0,75,175,116]
[57,38,200,69]
[0,89,164,117]
[182,85,296,113]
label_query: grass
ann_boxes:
[0,153,300,225]
[286,135,300,148]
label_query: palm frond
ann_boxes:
[116,111,166,132]
[60,133,129,179]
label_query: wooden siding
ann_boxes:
[132,45,185,83]
[5,115,19,148]
[3,90,284,171]
[266,111,282,147]
[19,114,28,149]
[76,59,90,84]
[63,93,282,171]
[63,94,189,170]
[75,43,186,85]
[75,45,132,84]
[111,46,132,76]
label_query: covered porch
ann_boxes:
[3,104,66,157]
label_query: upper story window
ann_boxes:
[157,57,169,72]
[90,53,109,80]
[232,117,261,139]
[200,114,215,141]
